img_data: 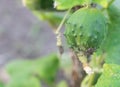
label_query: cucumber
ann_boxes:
[64,7,108,52]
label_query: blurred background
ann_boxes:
[0,0,58,65]
[0,0,72,87]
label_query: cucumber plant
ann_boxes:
[23,0,120,87]
[1,0,120,87]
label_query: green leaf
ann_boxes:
[6,60,32,77]
[54,0,113,10]
[23,0,64,28]
[100,4,120,65]
[54,0,90,10]
[6,60,33,78]
[34,54,59,84]
[23,0,55,11]
[6,54,59,85]
[0,82,4,87]
[95,64,120,87]
[6,77,40,87]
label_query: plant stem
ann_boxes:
[55,8,71,55]
[55,8,71,34]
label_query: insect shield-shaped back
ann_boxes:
[23,0,55,11]
[64,7,108,53]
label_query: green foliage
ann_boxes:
[54,0,110,10]
[100,4,120,64]
[95,3,120,87]
[62,0,120,87]
[0,82,4,87]
[81,72,101,87]
[6,77,40,87]
[23,0,64,29]
[54,0,86,10]
[6,60,32,78]
[95,64,120,87]
[64,7,107,52]
[34,54,59,84]
[4,54,59,87]
[21,0,120,87]
[23,0,55,11]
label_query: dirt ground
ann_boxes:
[0,0,59,66]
